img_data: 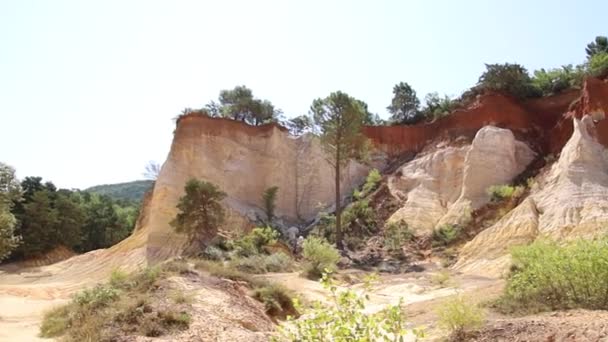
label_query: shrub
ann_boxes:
[432,224,460,247]
[477,63,539,99]
[588,52,608,77]
[73,284,120,308]
[301,236,340,279]
[230,252,295,274]
[431,270,452,287]
[383,220,413,255]
[233,226,279,257]
[436,295,484,340]
[532,65,585,96]
[496,238,608,314]
[39,305,72,337]
[273,272,424,341]
[202,244,225,261]
[487,184,524,202]
[253,282,296,318]
[361,169,382,195]
[262,186,279,222]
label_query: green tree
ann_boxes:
[262,186,279,222]
[477,63,538,99]
[387,82,421,124]
[218,85,278,125]
[54,192,85,250]
[532,65,585,96]
[588,52,608,77]
[586,36,608,58]
[285,115,312,135]
[170,179,226,248]
[17,190,58,256]
[311,91,369,250]
[421,92,455,121]
[0,162,21,261]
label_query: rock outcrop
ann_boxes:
[455,116,608,277]
[144,115,379,260]
[386,126,535,234]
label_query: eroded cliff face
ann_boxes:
[144,115,379,260]
[386,126,535,234]
[455,116,608,277]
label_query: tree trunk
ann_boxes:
[335,157,343,251]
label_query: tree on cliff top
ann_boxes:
[217,85,279,125]
[311,92,369,250]
[586,36,608,59]
[387,82,421,124]
[477,63,539,99]
[171,179,226,249]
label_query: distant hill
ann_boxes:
[85,180,154,202]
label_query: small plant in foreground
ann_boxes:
[436,295,484,341]
[301,236,340,279]
[273,272,424,341]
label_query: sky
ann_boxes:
[1,0,607,189]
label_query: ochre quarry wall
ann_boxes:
[364,78,608,157]
[144,115,376,261]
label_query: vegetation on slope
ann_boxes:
[85,179,154,202]
[494,238,608,314]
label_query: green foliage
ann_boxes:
[586,36,608,58]
[285,114,312,135]
[588,52,608,77]
[73,284,120,309]
[170,179,226,248]
[253,282,296,318]
[311,91,370,250]
[487,184,524,202]
[477,63,539,99]
[497,239,608,313]
[232,226,279,257]
[360,168,382,197]
[262,186,279,222]
[230,252,294,274]
[436,295,484,340]
[274,272,424,341]
[421,92,457,120]
[387,82,422,124]
[218,85,279,125]
[85,180,154,202]
[384,220,413,255]
[432,224,460,247]
[0,162,21,261]
[301,236,340,279]
[532,65,586,96]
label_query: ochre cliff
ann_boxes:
[144,115,379,260]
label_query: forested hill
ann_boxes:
[86,180,154,202]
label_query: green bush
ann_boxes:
[232,226,279,257]
[431,270,453,288]
[273,272,424,341]
[202,244,225,261]
[532,64,585,96]
[588,52,608,77]
[432,224,460,247]
[497,238,608,314]
[361,169,382,195]
[383,220,413,255]
[230,252,295,274]
[262,186,279,222]
[253,282,296,318]
[477,63,540,99]
[302,236,340,279]
[73,284,120,308]
[487,184,524,202]
[436,295,484,340]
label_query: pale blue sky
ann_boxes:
[1,0,605,189]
